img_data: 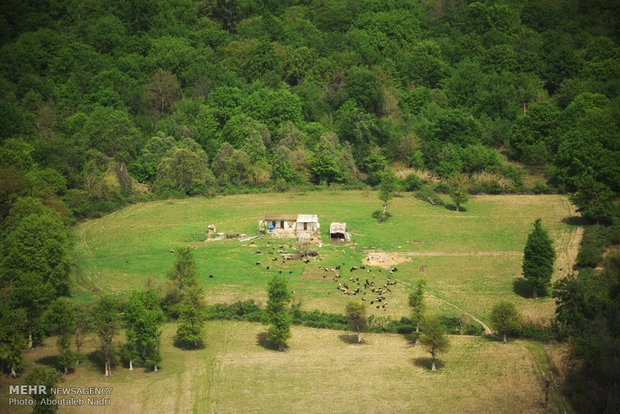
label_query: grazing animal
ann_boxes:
[170,249,175,253]
[289,271,293,274]
[256,262,261,265]
[208,275,214,278]
[362,297,366,301]
[360,265,365,269]
[335,265,341,270]
[266,266,270,270]
[370,301,374,304]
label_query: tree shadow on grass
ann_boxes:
[413,357,444,371]
[338,334,367,344]
[85,349,119,373]
[256,332,287,351]
[444,204,467,212]
[35,355,58,368]
[562,216,586,226]
[513,278,532,298]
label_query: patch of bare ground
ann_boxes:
[363,252,412,268]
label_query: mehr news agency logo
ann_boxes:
[8,385,113,407]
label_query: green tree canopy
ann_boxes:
[265,274,292,351]
[489,301,522,343]
[522,218,556,298]
[345,301,367,343]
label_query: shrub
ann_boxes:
[402,173,422,191]
[576,225,612,267]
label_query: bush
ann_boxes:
[372,209,392,222]
[402,173,422,191]
[577,225,612,267]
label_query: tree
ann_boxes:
[9,272,55,349]
[146,70,179,116]
[25,365,63,414]
[522,218,556,298]
[1,204,71,297]
[449,175,469,212]
[92,296,119,377]
[46,298,76,374]
[345,301,367,343]
[408,280,427,342]
[419,314,450,372]
[378,170,399,216]
[265,274,292,351]
[167,247,197,295]
[0,297,27,377]
[73,305,91,366]
[124,289,165,370]
[570,174,617,224]
[489,301,522,343]
[175,285,206,349]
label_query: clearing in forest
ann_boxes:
[72,191,581,325]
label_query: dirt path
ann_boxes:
[554,225,584,281]
[426,292,493,335]
[394,251,523,257]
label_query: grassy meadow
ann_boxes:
[0,321,567,413]
[72,191,581,325]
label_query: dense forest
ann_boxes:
[0,0,619,412]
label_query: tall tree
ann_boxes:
[345,301,367,343]
[522,218,556,298]
[92,296,119,377]
[146,70,179,116]
[408,280,427,342]
[449,175,469,212]
[9,272,55,349]
[265,274,292,351]
[419,314,450,372]
[489,301,521,343]
[378,170,399,216]
[0,294,27,377]
[175,285,206,349]
[124,289,165,370]
[167,247,197,295]
[46,298,76,374]
[73,305,91,366]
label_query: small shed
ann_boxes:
[264,214,298,231]
[296,214,320,234]
[330,222,347,242]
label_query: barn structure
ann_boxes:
[296,214,320,234]
[264,213,298,234]
[329,222,350,242]
[261,214,320,237]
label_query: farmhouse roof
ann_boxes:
[297,214,318,223]
[264,213,298,221]
[330,222,346,233]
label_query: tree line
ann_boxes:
[0,0,618,224]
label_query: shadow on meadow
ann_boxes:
[561,216,586,226]
[444,204,468,212]
[513,278,532,298]
[413,357,444,371]
[338,334,368,344]
[255,332,288,351]
[35,354,58,368]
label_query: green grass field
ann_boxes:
[0,321,567,413]
[72,191,581,326]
